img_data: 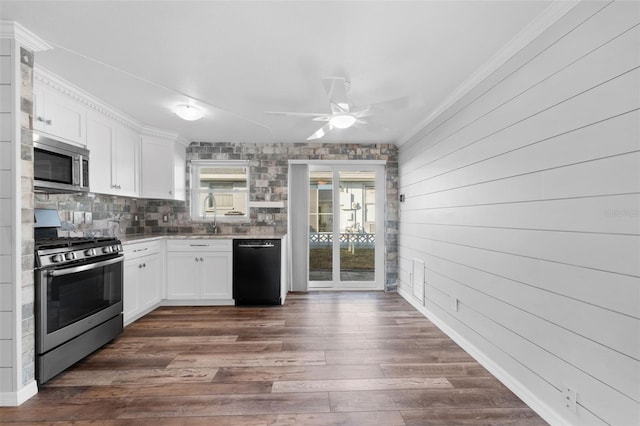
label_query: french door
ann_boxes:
[308,164,384,290]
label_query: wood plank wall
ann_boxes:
[0,38,16,396]
[397,1,640,425]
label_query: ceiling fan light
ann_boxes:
[174,104,204,121]
[329,114,356,129]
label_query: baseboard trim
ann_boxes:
[0,380,38,406]
[398,286,564,426]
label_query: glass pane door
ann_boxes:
[308,169,333,285]
[308,164,384,290]
[339,170,376,282]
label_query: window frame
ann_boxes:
[190,159,250,223]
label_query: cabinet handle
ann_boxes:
[200,257,204,262]
[138,264,143,269]
[195,257,199,262]
[133,248,148,253]
[189,244,209,247]
[169,190,172,195]
[143,263,146,268]
[45,119,52,125]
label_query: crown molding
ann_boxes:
[0,21,52,52]
[397,0,580,147]
[35,67,192,145]
[140,126,188,145]
[34,66,144,132]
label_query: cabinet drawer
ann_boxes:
[167,239,232,252]
[123,240,162,259]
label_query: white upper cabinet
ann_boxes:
[33,80,87,146]
[86,111,139,197]
[140,131,186,201]
[34,67,186,200]
[113,123,139,197]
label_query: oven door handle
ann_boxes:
[48,256,123,277]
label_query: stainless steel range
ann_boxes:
[34,209,123,384]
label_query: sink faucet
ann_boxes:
[202,193,218,234]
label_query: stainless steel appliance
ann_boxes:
[233,239,281,305]
[34,209,123,384]
[34,136,89,193]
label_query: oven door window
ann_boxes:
[47,260,123,334]
[34,148,73,185]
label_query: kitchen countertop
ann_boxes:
[120,233,286,244]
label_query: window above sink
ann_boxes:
[190,160,249,222]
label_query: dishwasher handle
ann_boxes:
[237,242,275,248]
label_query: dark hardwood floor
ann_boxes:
[1,292,547,425]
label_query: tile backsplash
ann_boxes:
[33,141,399,289]
[35,142,398,241]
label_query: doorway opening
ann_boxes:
[307,164,384,290]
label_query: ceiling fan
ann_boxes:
[265,77,409,140]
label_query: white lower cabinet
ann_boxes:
[123,240,163,325]
[166,239,233,303]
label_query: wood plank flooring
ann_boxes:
[0,292,548,425]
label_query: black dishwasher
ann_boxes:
[233,239,281,305]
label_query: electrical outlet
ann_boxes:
[84,212,92,224]
[73,211,84,224]
[562,386,577,413]
[133,214,139,222]
[162,214,169,222]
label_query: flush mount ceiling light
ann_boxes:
[329,113,356,129]
[174,104,204,121]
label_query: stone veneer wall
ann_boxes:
[34,142,399,290]
[186,142,399,289]
[20,47,35,386]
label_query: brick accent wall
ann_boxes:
[20,47,35,385]
[34,142,400,290]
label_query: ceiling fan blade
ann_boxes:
[352,96,411,117]
[265,111,330,118]
[306,123,333,140]
[322,77,350,113]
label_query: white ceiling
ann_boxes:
[1,0,554,145]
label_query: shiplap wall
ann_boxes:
[0,38,15,395]
[397,1,639,425]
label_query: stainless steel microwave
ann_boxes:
[34,136,90,193]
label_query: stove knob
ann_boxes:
[102,246,113,254]
[51,254,64,263]
[112,245,121,253]
[84,248,96,256]
[65,252,76,261]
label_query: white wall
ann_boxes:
[397,1,639,425]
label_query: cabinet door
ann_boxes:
[139,253,161,310]
[141,135,174,199]
[86,112,115,194]
[33,84,87,146]
[114,124,139,197]
[166,253,199,299]
[199,252,232,299]
[123,259,141,324]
